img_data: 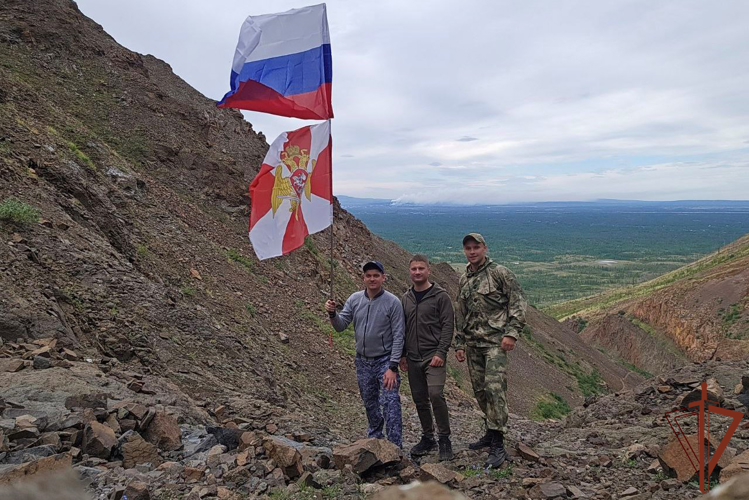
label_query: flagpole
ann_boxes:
[328,119,334,348]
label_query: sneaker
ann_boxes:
[485,430,508,468]
[468,430,492,450]
[410,435,437,456]
[438,436,454,461]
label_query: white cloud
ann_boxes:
[75,0,749,203]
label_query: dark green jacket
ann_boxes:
[401,283,454,361]
[454,258,527,350]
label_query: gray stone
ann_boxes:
[3,445,58,465]
[183,433,217,458]
[32,356,51,370]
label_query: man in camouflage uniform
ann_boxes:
[454,233,527,468]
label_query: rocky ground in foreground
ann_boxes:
[3,335,749,499]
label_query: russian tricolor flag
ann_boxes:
[218,4,333,120]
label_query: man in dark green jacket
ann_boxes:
[454,233,527,469]
[400,254,455,460]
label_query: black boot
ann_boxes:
[438,436,454,461]
[485,430,509,468]
[410,435,437,456]
[468,429,493,450]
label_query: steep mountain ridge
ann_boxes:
[556,234,749,373]
[0,0,637,453]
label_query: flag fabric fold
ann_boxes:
[218,4,333,120]
[249,121,332,260]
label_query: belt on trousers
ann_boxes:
[356,353,389,361]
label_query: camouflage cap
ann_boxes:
[462,233,486,246]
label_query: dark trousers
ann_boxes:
[407,357,451,438]
[355,354,402,447]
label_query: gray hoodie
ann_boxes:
[331,289,405,366]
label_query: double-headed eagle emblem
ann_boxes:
[271,144,316,219]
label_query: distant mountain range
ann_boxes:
[338,195,749,209]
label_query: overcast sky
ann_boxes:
[76,0,749,204]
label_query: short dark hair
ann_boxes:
[409,254,430,266]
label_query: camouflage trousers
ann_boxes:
[355,354,402,447]
[465,345,509,434]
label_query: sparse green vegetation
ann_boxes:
[520,325,533,339]
[629,316,687,360]
[617,358,653,378]
[575,368,605,398]
[488,464,513,479]
[459,465,512,480]
[654,470,668,482]
[521,329,606,396]
[332,325,356,356]
[226,248,255,272]
[575,317,588,332]
[460,466,482,478]
[723,303,747,339]
[136,244,149,258]
[245,303,257,317]
[117,129,149,162]
[531,393,571,420]
[446,364,471,393]
[295,300,356,355]
[0,197,40,226]
[180,286,196,297]
[723,304,742,326]
[67,141,95,169]
[304,236,320,257]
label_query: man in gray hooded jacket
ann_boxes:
[325,261,405,447]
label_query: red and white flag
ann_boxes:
[249,120,332,260]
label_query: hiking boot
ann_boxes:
[468,430,493,450]
[485,430,509,468]
[410,435,437,456]
[438,436,454,461]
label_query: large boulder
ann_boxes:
[121,432,161,469]
[681,379,724,407]
[81,421,117,459]
[264,436,303,479]
[333,438,401,474]
[369,481,468,500]
[0,453,73,485]
[659,433,732,482]
[720,450,749,484]
[419,463,464,486]
[142,412,181,451]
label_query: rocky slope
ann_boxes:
[556,235,749,374]
[3,335,749,500]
